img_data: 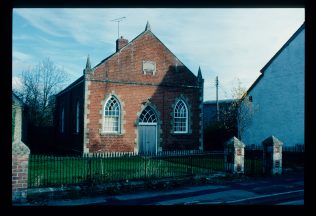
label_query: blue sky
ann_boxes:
[12,8,304,101]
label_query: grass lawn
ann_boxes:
[244,159,264,176]
[28,154,226,188]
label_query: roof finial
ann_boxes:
[145,21,151,31]
[197,66,202,79]
[86,55,91,70]
[84,55,92,74]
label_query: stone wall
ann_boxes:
[12,95,30,203]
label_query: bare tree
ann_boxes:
[221,79,257,141]
[14,58,68,127]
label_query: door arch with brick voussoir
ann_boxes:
[138,106,158,154]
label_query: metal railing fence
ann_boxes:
[28,151,225,188]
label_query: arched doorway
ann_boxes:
[138,106,158,154]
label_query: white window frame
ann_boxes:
[142,60,156,75]
[76,100,80,133]
[174,100,188,134]
[139,106,158,124]
[103,96,121,134]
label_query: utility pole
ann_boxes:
[111,17,126,39]
[216,76,219,122]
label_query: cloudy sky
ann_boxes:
[12,8,304,101]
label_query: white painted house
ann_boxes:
[240,22,304,147]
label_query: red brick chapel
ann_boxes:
[55,22,204,155]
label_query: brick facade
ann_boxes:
[12,154,29,196]
[56,23,203,154]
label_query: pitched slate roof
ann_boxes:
[56,75,84,96]
[260,22,305,73]
[246,22,305,95]
[204,99,236,105]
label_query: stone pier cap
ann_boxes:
[262,135,283,147]
[225,136,245,148]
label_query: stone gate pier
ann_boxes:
[12,94,30,203]
[224,137,245,174]
[262,136,283,175]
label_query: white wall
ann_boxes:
[241,27,304,147]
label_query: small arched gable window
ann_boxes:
[61,106,65,133]
[76,100,80,133]
[174,100,188,133]
[103,96,121,133]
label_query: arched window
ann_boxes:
[174,100,188,133]
[139,106,157,123]
[103,96,121,133]
[76,100,80,133]
[61,106,65,133]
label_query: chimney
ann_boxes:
[116,36,128,52]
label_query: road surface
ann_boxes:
[44,171,304,206]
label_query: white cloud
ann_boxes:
[13,51,31,61]
[13,34,33,41]
[14,9,67,37]
[60,63,84,82]
[13,8,304,101]
[12,76,23,91]
[12,50,33,74]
